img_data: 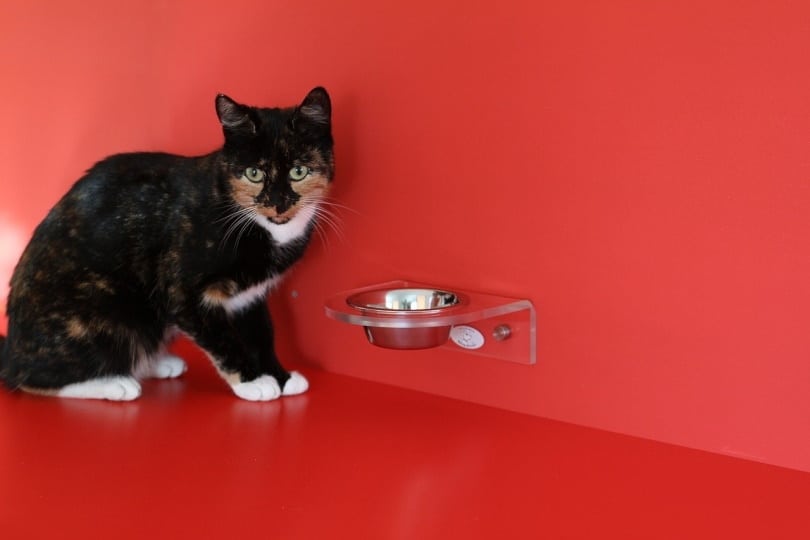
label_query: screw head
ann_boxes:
[492,324,512,341]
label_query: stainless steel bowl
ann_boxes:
[347,288,460,314]
[363,325,453,349]
[346,288,462,349]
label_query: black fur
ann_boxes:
[0,88,333,395]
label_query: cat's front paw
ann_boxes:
[231,375,281,401]
[282,371,309,396]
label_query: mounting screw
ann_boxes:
[492,324,512,341]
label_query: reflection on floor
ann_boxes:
[1,342,809,539]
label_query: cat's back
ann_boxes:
[73,151,197,207]
[18,151,209,276]
[87,151,198,181]
[43,151,206,231]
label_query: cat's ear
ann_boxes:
[215,94,256,135]
[294,87,331,128]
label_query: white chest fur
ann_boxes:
[208,205,315,315]
[221,275,283,314]
[252,204,316,245]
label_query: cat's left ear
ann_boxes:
[216,94,256,135]
[294,87,331,128]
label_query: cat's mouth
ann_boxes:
[257,206,296,224]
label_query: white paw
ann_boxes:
[282,371,309,396]
[231,375,281,401]
[148,355,188,379]
[108,377,142,401]
[58,376,142,401]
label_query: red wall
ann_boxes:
[2,0,810,472]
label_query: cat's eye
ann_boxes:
[289,165,310,181]
[243,167,266,183]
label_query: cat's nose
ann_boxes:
[256,191,295,213]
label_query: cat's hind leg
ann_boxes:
[137,354,188,380]
[10,338,146,401]
[54,376,142,401]
[134,329,188,380]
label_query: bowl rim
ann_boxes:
[346,287,466,315]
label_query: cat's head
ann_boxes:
[215,88,334,240]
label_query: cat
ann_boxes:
[0,87,334,401]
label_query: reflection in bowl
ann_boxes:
[347,288,460,314]
[345,288,462,349]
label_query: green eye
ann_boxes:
[244,167,266,183]
[289,165,310,181]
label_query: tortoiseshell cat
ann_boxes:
[0,87,334,401]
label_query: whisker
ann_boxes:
[212,198,247,218]
[231,209,258,253]
[316,208,345,238]
[218,205,258,254]
[318,198,361,215]
[220,207,252,242]
[294,197,344,248]
[312,219,331,251]
[311,205,346,245]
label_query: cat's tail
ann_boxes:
[0,333,18,389]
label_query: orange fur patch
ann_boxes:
[229,171,331,222]
[201,280,238,308]
[228,176,263,208]
[292,173,330,200]
[66,317,89,339]
[95,279,114,294]
[18,386,60,397]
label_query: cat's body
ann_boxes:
[0,88,334,401]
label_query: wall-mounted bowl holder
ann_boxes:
[324,280,536,365]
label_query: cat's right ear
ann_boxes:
[215,94,256,135]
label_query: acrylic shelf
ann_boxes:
[324,280,536,365]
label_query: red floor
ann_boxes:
[2,344,810,539]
